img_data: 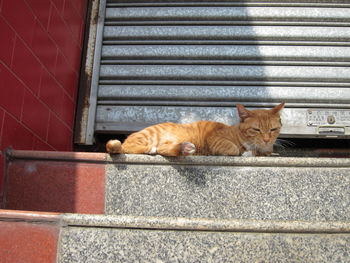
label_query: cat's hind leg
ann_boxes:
[180,142,196,155]
[157,141,196,156]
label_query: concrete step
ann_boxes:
[106,154,350,221]
[58,213,350,263]
[3,150,350,222]
[2,210,349,263]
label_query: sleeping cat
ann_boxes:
[106,102,284,157]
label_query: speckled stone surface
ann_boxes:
[58,212,350,263]
[60,213,350,233]
[59,225,350,263]
[106,154,350,167]
[106,156,350,221]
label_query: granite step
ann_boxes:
[2,210,350,263]
[59,213,350,263]
[3,150,350,222]
[106,154,350,221]
[2,148,350,263]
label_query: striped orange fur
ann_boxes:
[106,103,285,157]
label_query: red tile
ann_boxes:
[25,0,52,29]
[12,38,42,95]
[60,91,76,128]
[54,51,78,98]
[0,63,25,119]
[71,0,88,20]
[47,112,72,151]
[33,137,54,151]
[0,219,59,263]
[0,16,16,66]
[49,6,83,71]
[63,0,82,43]
[32,20,58,75]
[22,90,50,139]
[65,41,82,74]
[50,0,64,14]
[1,0,36,45]
[0,153,4,197]
[0,108,4,137]
[0,111,4,170]
[5,160,105,213]
[48,5,71,58]
[1,113,34,150]
[39,67,64,116]
[79,20,86,46]
[72,75,79,101]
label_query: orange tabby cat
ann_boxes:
[106,103,285,157]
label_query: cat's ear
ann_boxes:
[236,104,252,122]
[270,102,285,114]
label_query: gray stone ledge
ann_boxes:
[106,164,350,221]
[61,214,350,234]
[7,150,350,168]
[107,154,350,168]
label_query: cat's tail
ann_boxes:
[106,139,122,154]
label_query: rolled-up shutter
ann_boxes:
[78,0,350,144]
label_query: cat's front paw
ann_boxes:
[181,142,196,155]
[242,151,255,157]
[106,139,122,154]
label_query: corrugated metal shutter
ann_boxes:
[80,0,350,144]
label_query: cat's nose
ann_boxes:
[263,135,270,143]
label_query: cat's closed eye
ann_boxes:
[270,128,279,132]
[252,128,261,132]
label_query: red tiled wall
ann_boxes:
[0,0,88,191]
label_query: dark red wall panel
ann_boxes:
[0,64,26,119]
[12,38,42,95]
[6,159,105,214]
[0,16,15,66]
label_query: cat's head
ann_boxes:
[236,103,285,155]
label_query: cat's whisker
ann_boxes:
[274,142,286,149]
[275,139,295,148]
[276,138,296,146]
[274,141,286,149]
